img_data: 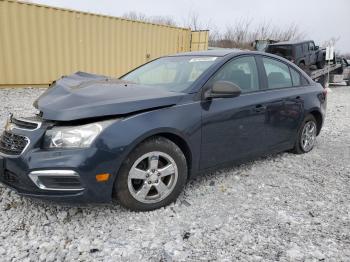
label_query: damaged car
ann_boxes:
[0,50,327,211]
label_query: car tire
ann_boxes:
[292,114,318,154]
[298,62,310,75]
[316,60,325,69]
[114,137,187,211]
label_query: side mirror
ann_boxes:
[205,81,241,99]
[315,46,319,50]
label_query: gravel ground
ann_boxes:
[0,86,349,261]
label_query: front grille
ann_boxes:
[0,131,29,155]
[11,117,39,130]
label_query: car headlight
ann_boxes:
[43,120,113,149]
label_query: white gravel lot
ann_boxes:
[0,86,349,261]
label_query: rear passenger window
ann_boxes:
[262,58,293,89]
[290,67,301,86]
[211,56,259,93]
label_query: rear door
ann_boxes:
[257,56,304,150]
[200,55,269,169]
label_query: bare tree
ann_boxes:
[209,18,306,49]
[322,36,341,48]
[122,11,177,26]
[270,23,305,41]
[151,16,177,26]
[185,11,201,30]
[122,12,309,50]
[122,11,148,22]
[208,24,221,46]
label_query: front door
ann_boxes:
[200,56,268,169]
[308,42,317,64]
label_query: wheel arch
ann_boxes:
[117,128,193,178]
[110,128,194,202]
[307,110,323,135]
[298,59,305,65]
[154,132,192,172]
[317,50,326,61]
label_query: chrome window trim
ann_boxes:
[28,170,85,191]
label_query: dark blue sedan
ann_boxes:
[0,50,327,211]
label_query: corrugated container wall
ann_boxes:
[0,0,208,86]
[191,30,209,51]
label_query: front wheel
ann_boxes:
[114,137,187,211]
[292,115,317,154]
[316,60,325,69]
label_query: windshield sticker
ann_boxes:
[189,57,217,63]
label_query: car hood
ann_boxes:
[34,72,185,121]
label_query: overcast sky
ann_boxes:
[31,0,349,53]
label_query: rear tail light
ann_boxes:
[323,87,329,96]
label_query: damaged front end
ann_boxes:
[0,113,124,203]
[0,71,185,202]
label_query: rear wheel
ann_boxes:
[114,137,187,211]
[298,62,310,75]
[292,115,317,154]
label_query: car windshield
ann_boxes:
[121,56,218,92]
[267,45,293,57]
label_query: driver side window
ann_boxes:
[210,56,259,93]
[309,42,315,51]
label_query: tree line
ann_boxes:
[123,11,345,55]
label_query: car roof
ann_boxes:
[269,40,313,46]
[164,49,307,71]
[168,50,293,62]
[170,49,244,57]
[167,49,308,64]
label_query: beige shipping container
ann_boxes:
[190,30,209,51]
[0,0,208,87]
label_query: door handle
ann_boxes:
[254,104,267,113]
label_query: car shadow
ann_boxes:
[15,151,289,214]
[186,151,286,188]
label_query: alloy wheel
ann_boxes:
[127,151,178,204]
[301,121,317,152]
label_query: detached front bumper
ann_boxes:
[0,117,123,203]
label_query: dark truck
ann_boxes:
[266,40,326,72]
